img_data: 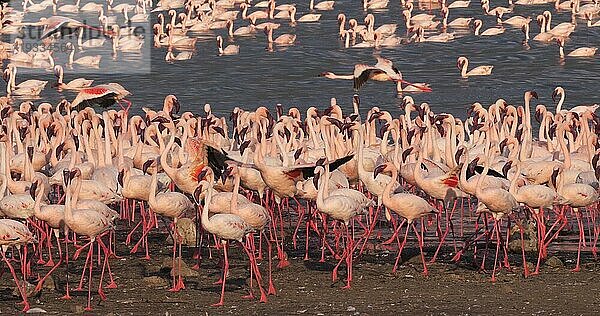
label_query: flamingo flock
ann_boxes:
[0,0,598,313]
[0,86,598,311]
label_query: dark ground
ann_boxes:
[1,216,600,315]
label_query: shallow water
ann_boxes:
[6,0,600,118]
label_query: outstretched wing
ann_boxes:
[206,145,232,180]
[353,64,383,90]
[286,154,354,179]
[473,165,506,179]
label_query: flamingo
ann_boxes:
[457,56,493,78]
[143,158,195,291]
[374,162,437,275]
[216,35,239,56]
[53,65,94,90]
[0,219,36,312]
[70,83,131,112]
[195,180,260,306]
[63,168,115,311]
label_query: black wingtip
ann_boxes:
[328,154,354,172]
[207,145,230,180]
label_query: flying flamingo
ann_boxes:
[70,83,131,113]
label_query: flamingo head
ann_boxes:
[454,147,465,165]
[502,160,512,178]
[193,181,207,205]
[326,116,343,130]
[368,110,383,123]
[550,167,560,188]
[401,147,414,163]
[373,163,388,179]
[142,158,156,175]
[378,123,390,138]
[117,169,125,188]
[29,180,39,200]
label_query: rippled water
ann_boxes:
[6,0,600,118]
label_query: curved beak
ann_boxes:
[198,168,209,182]
[402,147,413,162]
[373,164,386,179]
[193,183,203,205]
[530,90,538,99]
[240,140,251,156]
[117,170,124,187]
[173,98,180,114]
[312,172,320,188]
[142,159,154,175]
[294,147,303,160]
[550,168,559,188]
[368,111,383,123]
[454,147,464,165]
[499,138,508,153]
[378,123,389,138]
[502,160,512,178]
[63,169,71,187]
[315,157,327,166]
[29,181,38,200]
[326,117,343,130]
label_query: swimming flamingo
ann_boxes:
[457,56,493,78]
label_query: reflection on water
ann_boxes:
[5,0,600,118]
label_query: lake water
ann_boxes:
[5,0,600,118]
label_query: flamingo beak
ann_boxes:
[378,123,389,138]
[502,161,512,178]
[240,140,251,156]
[530,91,538,99]
[454,147,464,164]
[142,159,154,175]
[326,117,343,129]
[499,138,508,153]
[550,168,559,188]
[117,170,124,188]
[29,181,38,200]
[312,172,320,188]
[198,168,209,182]
[193,184,203,204]
[402,147,413,162]
[373,164,386,179]
[315,157,326,166]
[212,126,225,137]
[63,169,71,186]
[173,98,180,114]
[294,147,303,160]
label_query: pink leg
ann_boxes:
[412,222,429,276]
[572,211,584,272]
[265,232,276,295]
[2,251,30,312]
[392,220,409,273]
[84,241,94,311]
[212,242,228,307]
[491,221,501,282]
